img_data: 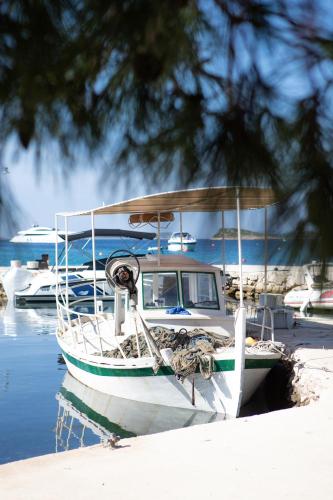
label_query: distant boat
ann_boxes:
[168,232,197,245]
[284,263,333,311]
[10,225,69,243]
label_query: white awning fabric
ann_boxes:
[57,187,277,217]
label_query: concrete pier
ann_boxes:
[1,315,333,499]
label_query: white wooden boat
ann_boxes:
[284,263,333,311]
[55,187,283,418]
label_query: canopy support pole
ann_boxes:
[221,210,226,293]
[233,188,246,418]
[91,211,97,314]
[55,214,59,309]
[180,212,183,251]
[237,193,244,307]
[264,207,268,299]
[157,212,161,266]
[64,216,69,309]
[260,206,269,339]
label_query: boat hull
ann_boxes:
[59,343,279,418]
[284,288,333,310]
[167,243,196,252]
[10,234,65,243]
[15,294,114,306]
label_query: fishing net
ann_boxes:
[103,327,232,358]
[102,327,234,381]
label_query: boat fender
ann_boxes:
[245,337,257,347]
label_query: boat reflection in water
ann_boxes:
[0,302,58,337]
[55,372,224,452]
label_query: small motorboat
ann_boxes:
[168,232,197,245]
[284,263,333,311]
[4,228,156,306]
[14,269,114,306]
[168,231,196,251]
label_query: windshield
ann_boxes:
[142,271,219,310]
[181,272,219,309]
[143,272,179,308]
[172,232,189,238]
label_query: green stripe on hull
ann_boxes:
[245,358,278,369]
[62,351,278,377]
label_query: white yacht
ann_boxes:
[168,232,197,246]
[10,225,69,243]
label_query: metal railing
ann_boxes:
[245,304,275,341]
[56,297,127,357]
[226,297,275,341]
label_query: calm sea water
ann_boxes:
[0,238,315,267]
[0,306,224,465]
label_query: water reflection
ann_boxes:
[0,302,58,337]
[1,300,114,339]
[15,299,115,315]
[55,372,224,452]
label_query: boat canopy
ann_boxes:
[57,187,277,217]
[59,228,156,241]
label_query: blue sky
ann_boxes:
[2,149,278,239]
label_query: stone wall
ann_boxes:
[0,268,8,304]
[220,265,307,300]
[0,280,7,304]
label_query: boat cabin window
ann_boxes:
[173,232,189,238]
[61,274,80,282]
[143,272,179,308]
[37,285,52,294]
[181,272,219,309]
